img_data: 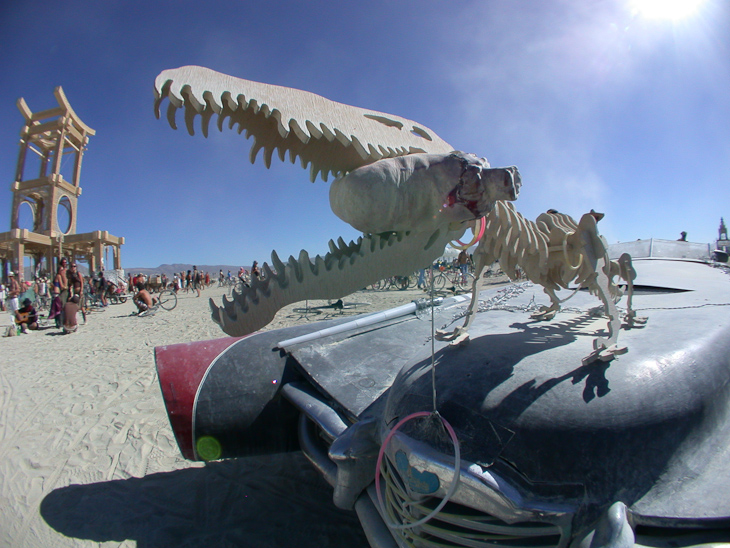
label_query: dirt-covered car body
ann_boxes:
[155,245,730,548]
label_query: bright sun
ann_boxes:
[630,0,706,20]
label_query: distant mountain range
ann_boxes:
[124,264,250,278]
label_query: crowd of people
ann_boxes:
[1,258,86,335]
[2,262,262,332]
[213,262,262,289]
[2,260,135,334]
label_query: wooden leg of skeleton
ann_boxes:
[435,253,490,346]
[450,265,487,346]
[618,253,647,328]
[583,255,628,364]
[531,287,560,320]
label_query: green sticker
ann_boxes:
[196,436,222,461]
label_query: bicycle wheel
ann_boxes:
[387,277,402,290]
[407,274,418,289]
[456,272,476,292]
[394,276,409,290]
[158,289,178,310]
[433,273,447,291]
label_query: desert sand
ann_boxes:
[0,282,474,547]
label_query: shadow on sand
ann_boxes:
[41,452,368,548]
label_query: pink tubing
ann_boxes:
[374,411,461,530]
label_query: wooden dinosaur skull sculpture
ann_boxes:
[154,66,520,336]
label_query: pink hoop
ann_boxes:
[450,217,486,250]
[374,411,460,530]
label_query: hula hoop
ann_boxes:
[374,411,461,530]
[450,217,486,250]
[562,237,583,271]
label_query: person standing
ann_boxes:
[6,272,20,315]
[66,263,85,322]
[458,249,470,284]
[35,277,48,307]
[57,257,69,304]
[48,267,65,328]
[67,263,84,297]
[96,271,108,306]
[417,268,426,290]
[192,266,201,297]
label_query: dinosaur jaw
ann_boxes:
[211,227,461,337]
[153,69,523,337]
[154,66,453,182]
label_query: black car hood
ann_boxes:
[285,260,730,524]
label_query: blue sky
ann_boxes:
[1,0,728,269]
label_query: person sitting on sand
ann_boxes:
[133,282,155,314]
[63,294,80,334]
[15,298,38,333]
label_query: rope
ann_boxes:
[374,270,462,531]
[430,273,437,411]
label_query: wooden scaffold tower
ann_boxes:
[0,87,124,281]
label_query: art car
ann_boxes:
[151,66,730,547]
[155,240,730,548]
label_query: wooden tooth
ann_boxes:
[166,102,178,130]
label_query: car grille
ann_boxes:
[380,454,563,548]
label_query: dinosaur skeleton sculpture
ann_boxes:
[154,66,520,336]
[436,201,641,362]
[154,66,635,354]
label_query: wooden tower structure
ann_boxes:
[0,87,124,280]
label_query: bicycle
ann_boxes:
[232,277,249,295]
[428,267,475,293]
[369,271,419,291]
[385,275,410,290]
[368,279,383,290]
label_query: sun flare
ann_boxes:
[630,0,706,20]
